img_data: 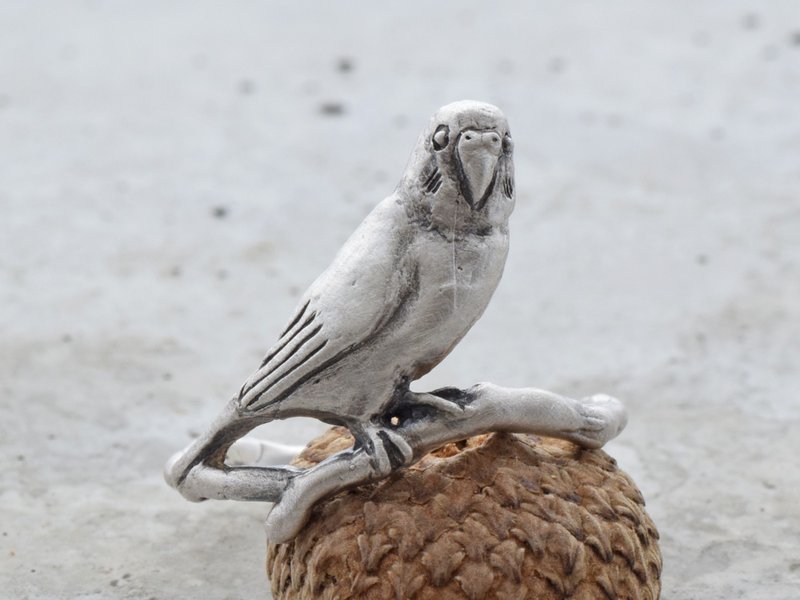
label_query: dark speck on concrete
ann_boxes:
[115,180,130,195]
[709,127,725,141]
[548,57,566,73]
[110,580,118,587]
[320,102,345,116]
[62,334,72,343]
[337,57,354,73]
[696,254,709,265]
[791,31,800,46]
[742,13,760,30]
[238,79,256,95]
[211,206,228,219]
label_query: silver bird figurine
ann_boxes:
[166,100,516,488]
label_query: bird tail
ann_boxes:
[164,396,269,500]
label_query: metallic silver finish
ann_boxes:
[164,101,627,543]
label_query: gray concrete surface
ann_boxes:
[1,2,799,598]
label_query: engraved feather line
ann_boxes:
[423,167,443,194]
[500,159,513,199]
[502,174,514,199]
[280,299,310,338]
[261,310,316,368]
[242,336,329,410]
[245,321,323,389]
[242,265,420,414]
[239,313,323,402]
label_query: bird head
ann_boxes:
[400,101,515,233]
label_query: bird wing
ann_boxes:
[237,197,412,415]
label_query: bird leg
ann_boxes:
[263,424,413,543]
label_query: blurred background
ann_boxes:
[1,1,798,598]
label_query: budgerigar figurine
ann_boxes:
[166,101,627,543]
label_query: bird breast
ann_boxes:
[392,228,509,376]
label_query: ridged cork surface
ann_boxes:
[266,428,661,600]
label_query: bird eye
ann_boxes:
[502,134,514,154]
[432,125,449,151]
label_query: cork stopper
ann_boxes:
[267,428,661,599]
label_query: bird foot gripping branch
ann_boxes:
[164,101,628,543]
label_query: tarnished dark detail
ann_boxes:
[423,167,442,194]
[503,175,514,199]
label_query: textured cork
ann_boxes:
[267,428,661,600]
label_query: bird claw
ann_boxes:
[565,394,628,449]
[363,427,414,476]
[577,414,606,433]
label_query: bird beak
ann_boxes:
[456,130,502,210]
